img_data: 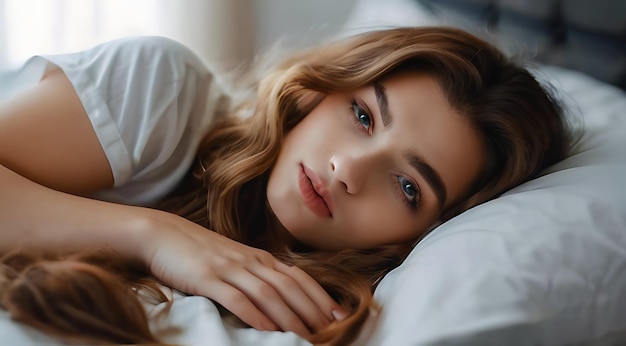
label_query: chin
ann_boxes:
[267,202,301,236]
[278,218,306,243]
[268,197,334,250]
[275,215,320,248]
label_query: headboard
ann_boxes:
[418,0,626,90]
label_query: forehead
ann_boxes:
[378,72,484,207]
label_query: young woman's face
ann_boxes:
[267,72,485,250]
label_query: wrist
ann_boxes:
[121,207,187,268]
[118,207,166,264]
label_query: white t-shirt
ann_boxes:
[1,36,228,206]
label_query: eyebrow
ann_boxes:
[374,82,391,127]
[374,81,448,209]
[406,152,447,209]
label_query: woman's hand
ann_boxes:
[139,210,346,337]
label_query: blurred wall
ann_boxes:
[0,0,7,67]
[0,0,357,71]
[253,0,357,51]
[167,0,357,72]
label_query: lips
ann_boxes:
[298,164,333,218]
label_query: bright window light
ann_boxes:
[1,0,161,68]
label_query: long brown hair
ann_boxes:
[1,27,571,345]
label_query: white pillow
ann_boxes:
[355,66,626,344]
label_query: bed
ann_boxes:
[2,1,626,345]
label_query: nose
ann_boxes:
[329,151,380,195]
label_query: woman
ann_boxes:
[0,27,571,344]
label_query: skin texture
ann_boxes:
[267,72,485,250]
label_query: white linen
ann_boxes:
[150,292,311,346]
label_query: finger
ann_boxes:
[205,281,280,332]
[222,269,312,336]
[249,262,332,332]
[274,261,348,321]
[247,249,333,330]
[249,249,340,324]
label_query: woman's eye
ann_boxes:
[396,176,421,209]
[350,98,373,134]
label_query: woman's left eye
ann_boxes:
[350,98,373,134]
[396,176,421,209]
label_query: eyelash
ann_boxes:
[349,98,373,135]
[349,97,422,210]
[394,176,422,210]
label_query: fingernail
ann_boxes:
[332,309,349,321]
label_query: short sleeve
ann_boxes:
[37,36,227,205]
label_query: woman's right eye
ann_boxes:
[395,176,421,210]
[350,98,373,135]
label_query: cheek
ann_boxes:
[291,97,345,138]
[341,196,429,246]
[285,116,342,158]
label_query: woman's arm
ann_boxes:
[0,68,113,195]
[0,68,344,336]
[0,68,138,253]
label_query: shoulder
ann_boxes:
[103,36,205,66]
[70,36,210,83]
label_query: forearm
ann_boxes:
[0,163,156,260]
